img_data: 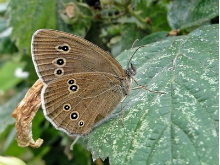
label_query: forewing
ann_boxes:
[31,29,125,84]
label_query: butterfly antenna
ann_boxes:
[127,45,145,68]
[127,39,139,68]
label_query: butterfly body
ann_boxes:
[31,29,135,136]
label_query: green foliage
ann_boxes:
[168,0,219,29]
[0,11,17,54]
[137,31,169,46]
[0,0,218,165]
[86,24,219,165]
[8,0,57,52]
[0,89,27,135]
[0,61,24,92]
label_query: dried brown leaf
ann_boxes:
[12,79,43,148]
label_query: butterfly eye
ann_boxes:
[69,85,78,91]
[68,79,75,84]
[54,68,64,76]
[70,111,79,120]
[63,104,71,111]
[78,120,84,127]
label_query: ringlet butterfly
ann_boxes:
[31,29,149,136]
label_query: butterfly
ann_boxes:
[31,29,138,136]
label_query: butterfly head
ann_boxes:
[125,63,136,77]
[126,45,144,77]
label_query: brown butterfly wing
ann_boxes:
[31,29,126,84]
[42,72,124,136]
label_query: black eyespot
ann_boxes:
[56,69,62,75]
[62,46,69,51]
[79,121,84,127]
[57,59,64,65]
[71,112,78,120]
[63,104,70,111]
[58,45,69,51]
[70,85,78,91]
[68,79,75,84]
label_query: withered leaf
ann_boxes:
[12,79,43,148]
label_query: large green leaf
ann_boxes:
[8,0,56,51]
[137,31,169,46]
[168,0,219,29]
[0,89,27,136]
[85,24,218,165]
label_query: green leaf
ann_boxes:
[120,24,147,52]
[57,0,93,37]
[85,24,218,165]
[56,0,74,33]
[8,0,57,51]
[135,1,171,32]
[72,143,92,165]
[111,23,147,57]
[0,89,27,136]
[0,17,7,32]
[0,61,24,92]
[0,17,17,54]
[0,37,18,54]
[168,0,219,30]
[137,31,169,46]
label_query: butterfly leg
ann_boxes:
[131,77,166,94]
[111,101,130,120]
[120,102,125,128]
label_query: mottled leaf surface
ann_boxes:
[85,25,219,165]
[168,0,219,29]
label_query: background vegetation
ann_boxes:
[0,0,218,165]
